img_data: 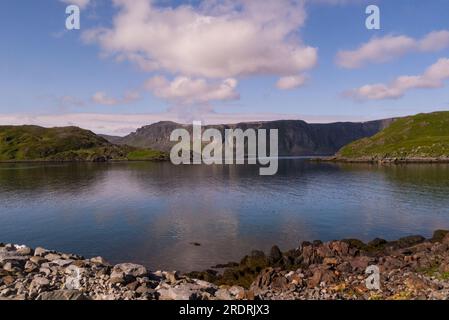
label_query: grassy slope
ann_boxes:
[126,149,167,161]
[0,125,167,161]
[337,112,449,159]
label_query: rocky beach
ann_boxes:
[2,230,449,300]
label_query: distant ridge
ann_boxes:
[110,118,395,156]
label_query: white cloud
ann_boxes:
[145,76,239,104]
[91,90,140,106]
[307,0,367,5]
[419,30,449,52]
[60,0,91,9]
[337,31,449,68]
[276,75,307,90]
[83,0,317,94]
[346,58,449,100]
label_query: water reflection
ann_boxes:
[1,160,449,271]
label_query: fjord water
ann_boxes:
[1,160,449,272]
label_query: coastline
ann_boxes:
[0,158,169,164]
[2,230,449,300]
[313,156,449,164]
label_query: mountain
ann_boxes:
[0,125,167,162]
[98,134,123,144]
[113,119,395,156]
[336,111,449,161]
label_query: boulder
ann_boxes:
[109,271,126,285]
[34,247,50,257]
[323,257,338,266]
[268,246,283,265]
[368,238,388,248]
[30,256,47,265]
[30,277,50,291]
[90,256,109,265]
[113,263,148,278]
[214,288,233,300]
[391,235,426,249]
[36,290,90,300]
[24,261,38,273]
[51,259,74,267]
[163,271,180,284]
[350,256,373,272]
[2,275,15,286]
[307,267,336,288]
[44,253,62,261]
[442,233,449,245]
[431,230,449,243]
[229,286,245,300]
[330,241,349,256]
[15,245,32,256]
[157,287,198,300]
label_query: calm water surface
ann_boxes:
[1,160,449,271]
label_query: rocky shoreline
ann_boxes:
[2,230,449,300]
[316,156,449,164]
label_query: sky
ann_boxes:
[1,0,449,135]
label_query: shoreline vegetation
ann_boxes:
[0,125,168,162]
[329,112,449,163]
[2,230,449,300]
[314,156,449,164]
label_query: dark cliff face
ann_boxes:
[114,119,395,156]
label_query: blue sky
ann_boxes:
[1,0,449,135]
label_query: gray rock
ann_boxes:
[90,256,109,265]
[110,271,125,284]
[0,249,29,264]
[157,287,198,300]
[3,262,15,272]
[15,245,32,256]
[229,286,245,299]
[268,246,283,265]
[113,263,147,278]
[30,256,47,265]
[136,285,151,294]
[51,259,74,267]
[34,247,50,257]
[163,271,179,284]
[214,289,232,300]
[44,253,62,261]
[39,267,52,277]
[36,290,90,300]
[30,277,50,290]
[24,261,38,273]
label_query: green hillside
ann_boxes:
[0,125,167,162]
[337,112,449,160]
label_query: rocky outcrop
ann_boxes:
[113,119,395,156]
[0,243,244,300]
[2,230,449,300]
[246,231,449,300]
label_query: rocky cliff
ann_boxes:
[113,119,395,156]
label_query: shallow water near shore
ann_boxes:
[1,159,449,272]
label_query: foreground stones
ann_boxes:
[1,230,449,300]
